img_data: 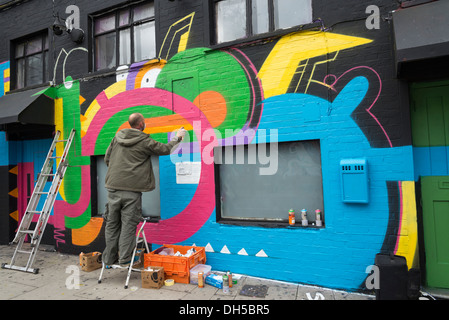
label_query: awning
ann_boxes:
[392,1,449,78]
[0,86,54,125]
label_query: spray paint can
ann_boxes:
[315,209,322,226]
[198,271,204,288]
[288,209,295,225]
[227,271,233,288]
[301,209,308,226]
[222,274,229,294]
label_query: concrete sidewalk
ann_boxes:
[0,244,374,301]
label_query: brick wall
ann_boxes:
[0,0,419,291]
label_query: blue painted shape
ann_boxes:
[170,76,416,291]
[413,146,449,179]
[0,132,8,166]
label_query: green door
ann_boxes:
[410,81,449,289]
[421,177,449,288]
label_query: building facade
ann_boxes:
[0,0,448,292]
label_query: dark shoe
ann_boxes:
[119,256,140,267]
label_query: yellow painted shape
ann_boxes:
[178,32,189,52]
[395,181,419,269]
[9,166,18,175]
[103,79,127,100]
[72,217,104,246]
[10,210,18,221]
[258,31,373,99]
[8,188,18,198]
[54,98,66,201]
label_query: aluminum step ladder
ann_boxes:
[98,217,151,289]
[1,129,75,274]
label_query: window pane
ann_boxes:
[216,0,246,43]
[96,156,160,218]
[95,14,115,34]
[133,2,154,21]
[274,0,312,30]
[119,28,131,65]
[95,33,116,70]
[15,43,25,58]
[16,58,25,89]
[27,36,42,55]
[26,54,43,86]
[119,9,130,27]
[217,140,323,221]
[252,0,269,35]
[134,21,155,61]
[44,33,49,50]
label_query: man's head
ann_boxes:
[129,113,145,131]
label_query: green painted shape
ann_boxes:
[65,201,92,229]
[94,105,173,155]
[155,47,251,138]
[421,176,449,289]
[410,82,449,147]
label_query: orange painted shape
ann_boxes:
[117,91,227,134]
[71,217,104,246]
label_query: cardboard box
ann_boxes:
[79,252,102,272]
[141,266,165,289]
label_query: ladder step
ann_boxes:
[40,173,55,177]
[35,191,49,195]
[19,230,34,234]
[55,140,68,142]
[27,210,42,214]
[49,156,62,159]
[17,249,33,254]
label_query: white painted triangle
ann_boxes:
[237,248,248,256]
[205,243,214,252]
[192,243,196,247]
[255,249,268,257]
[220,245,231,254]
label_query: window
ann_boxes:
[215,0,313,44]
[13,32,49,89]
[215,140,324,225]
[93,1,156,71]
[92,156,161,219]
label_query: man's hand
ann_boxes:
[176,127,186,141]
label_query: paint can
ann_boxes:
[227,271,233,288]
[315,209,322,226]
[301,209,308,226]
[222,274,229,294]
[198,271,204,288]
[288,209,295,225]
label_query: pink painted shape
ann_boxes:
[332,66,392,148]
[82,88,217,244]
[54,165,91,218]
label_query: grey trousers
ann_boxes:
[102,189,142,265]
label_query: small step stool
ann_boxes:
[98,217,150,289]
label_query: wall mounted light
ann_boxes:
[52,9,85,44]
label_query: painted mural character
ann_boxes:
[102,113,185,266]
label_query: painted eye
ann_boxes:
[140,68,161,88]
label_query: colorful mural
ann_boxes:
[2,12,419,291]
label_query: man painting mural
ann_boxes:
[102,113,185,266]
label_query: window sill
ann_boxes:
[218,219,324,229]
[209,20,324,51]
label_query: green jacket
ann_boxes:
[104,128,181,192]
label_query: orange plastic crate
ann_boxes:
[144,245,206,284]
